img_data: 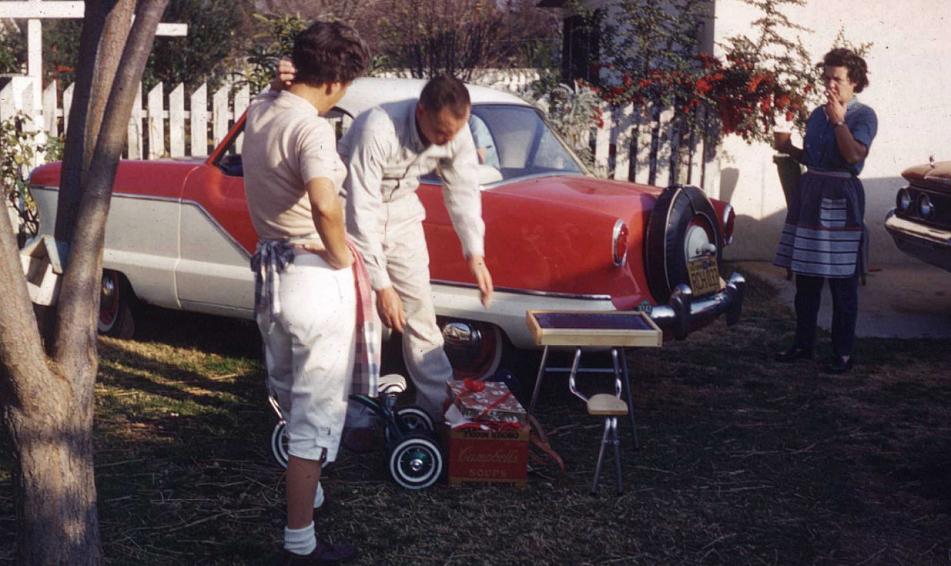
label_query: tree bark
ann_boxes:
[54,0,135,246]
[0,1,169,563]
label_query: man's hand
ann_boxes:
[270,58,297,92]
[376,286,406,332]
[467,255,493,308]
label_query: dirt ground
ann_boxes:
[1,269,949,565]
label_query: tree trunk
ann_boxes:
[0,174,98,564]
[55,0,136,246]
[1,1,170,563]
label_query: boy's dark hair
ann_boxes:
[292,21,370,86]
[419,76,471,118]
[820,48,869,92]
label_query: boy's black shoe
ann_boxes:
[280,540,357,565]
[823,356,854,374]
[774,345,813,362]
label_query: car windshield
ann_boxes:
[320,103,585,185]
[467,105,585,182]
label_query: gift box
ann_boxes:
[447,422,529,487]
[447,379,528,427]
[445,380,530,487]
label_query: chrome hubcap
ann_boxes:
[685,225,716,259]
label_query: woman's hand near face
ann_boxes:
[825,89,846,124]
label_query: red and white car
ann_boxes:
[28,78,745,378]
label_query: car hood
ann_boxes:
[489,174,663,217]
[902,161,951,193]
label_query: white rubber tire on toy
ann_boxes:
[271,421,289,469]
[387,434,443,490]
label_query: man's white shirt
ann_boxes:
[338,99,485,290]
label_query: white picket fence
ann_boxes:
[0,76,251,160]
[589,103,714,189]
[0,69,714,191]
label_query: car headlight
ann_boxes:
[896,188,912,212]
[919,194,935,219]
[612,219,629,267]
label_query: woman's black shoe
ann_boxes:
[824,356,854,374]
[774,345,813,362]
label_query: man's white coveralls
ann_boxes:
[339,100,483,419]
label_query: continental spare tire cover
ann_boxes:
[645,184,721,303]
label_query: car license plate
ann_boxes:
[687,255,721,296]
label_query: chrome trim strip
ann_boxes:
[31,185,251,258]
[885,209,951,246]
[430,278,612,301]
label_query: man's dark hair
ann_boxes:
[820,48,869,92]
[419,76,471,118]
[292,21,370,86]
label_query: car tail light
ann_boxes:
[612,219,629,266]
[896,188,912,212]
[919,194,935,219]
[721,203,735,246]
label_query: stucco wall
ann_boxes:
[711,0,951,265]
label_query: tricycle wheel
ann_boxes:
[387,434,442,490]
[385,406,435,444]
[271,421,289,469]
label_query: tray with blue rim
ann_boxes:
[526,310,662,348]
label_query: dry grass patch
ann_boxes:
[1,272,949,564]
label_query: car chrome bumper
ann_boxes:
[884,209,951,271]
[649,272,746,340]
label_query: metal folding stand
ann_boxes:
[529,345,640,451]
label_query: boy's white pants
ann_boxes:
[261,251,356,463]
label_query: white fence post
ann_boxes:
[0,81,14,122]
[211,85,229,148]
[62,83,73,136]
[233,84,250,153]
[42,81,57,137]
[613,103,634,182]
[147,82,164,159]
[127,84,143,159]
[190,83,208,157]
[593,104,611,178]
[169,83,185,157]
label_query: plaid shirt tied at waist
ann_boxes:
[251,238,379,397]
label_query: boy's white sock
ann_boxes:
[313,481,325,509]
[283,521,316,556]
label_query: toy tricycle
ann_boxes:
[268,374,444,490]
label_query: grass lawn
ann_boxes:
[1,269,950,564]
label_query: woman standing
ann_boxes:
[774,48,878,374]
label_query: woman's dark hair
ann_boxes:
[292,21,370,86]
[419,76,471,118]
[820,48,869,92]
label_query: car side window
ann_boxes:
[215,122,245,177]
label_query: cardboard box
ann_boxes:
[447,424,529,487]
[447,380,527,427]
